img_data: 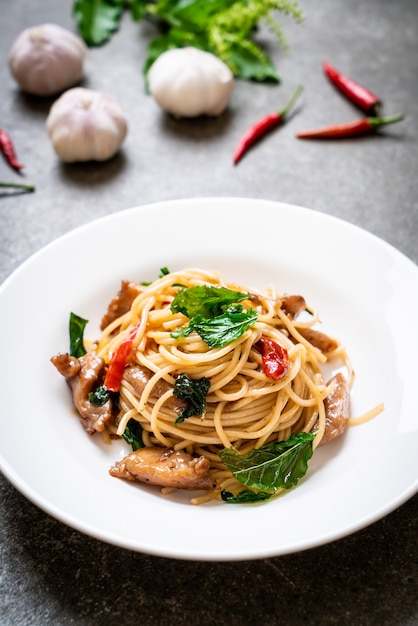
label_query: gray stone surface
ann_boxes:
[1,0,417,624]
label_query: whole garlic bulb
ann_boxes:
[46,88,128,163]
[8,23,87,97]
[148,47,234,118]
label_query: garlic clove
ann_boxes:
[148,47,234,118]
[8,23,87,97]
[46,88,128,163]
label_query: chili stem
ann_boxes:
[0,181,35,191]
[279,85,304,118]
[368,113,404,129]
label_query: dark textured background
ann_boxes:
[1,1,417,624]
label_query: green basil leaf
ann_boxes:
[221,489,273,503]
[123,418,144,451]
[173,305,258,348]
[130,0,148,21]
[173,374,210,424]
[69,312,88,358]
[219,432,315,491]
[171,285,251,318]
[73,0,125,46]
[88,385,110,406]
[160,0,234,28]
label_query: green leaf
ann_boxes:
[173,373,210,423]
[69,312,88,358]
[160,0,236,28]
[130,0,148,21]
[88,385,110,406]
[221,489,273,503]
[73,0,125,46]
[172,305,258,348]
[123,418,144,450]
[171,285,251,318]
[219,432,315,491]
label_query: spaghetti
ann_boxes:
[52,267,379,504]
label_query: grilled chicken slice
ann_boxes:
[122,365,187,414]
[280,295,306,318]
[100,279,144,330]
[51,352,112,434]
[109,446,215,490]
[320,372,350,445]
[298,327,339,354]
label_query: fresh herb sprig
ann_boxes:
[171,284,251,318]
[72,0,303,82]
[123,418,145,450]
[172,305,258,347]
[170,285,258,347]
[173,373,210,423]
[219,431,315,497]
[69,311,88,358]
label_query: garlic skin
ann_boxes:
[8,23,87,97]
[46,88,128,163]
[148,47,234,118]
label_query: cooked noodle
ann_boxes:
[88,267,369,502]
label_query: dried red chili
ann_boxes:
[233,85,303,165]
[296,113,404,139]
[323,61,381,116]
[104,322,140,392]
[256,337,290,381]
[0,128,24,172]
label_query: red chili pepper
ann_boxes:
[104,322,140,392]
[256,337,290,381]
[233,85,303,165]
[296,113,404,139]
[0,128,24,172]
[323,61,381,116]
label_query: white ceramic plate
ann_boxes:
[1,197,417,561]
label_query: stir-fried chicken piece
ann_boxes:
[298,327,339,354]
[251,293,306,318]
[51,353,80,378]
[109,446,215,490]
[51,352,112,434]
[100,279,143,330]
[280,295,306,318]
[123,365,187,414]
[320,372,350,445]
